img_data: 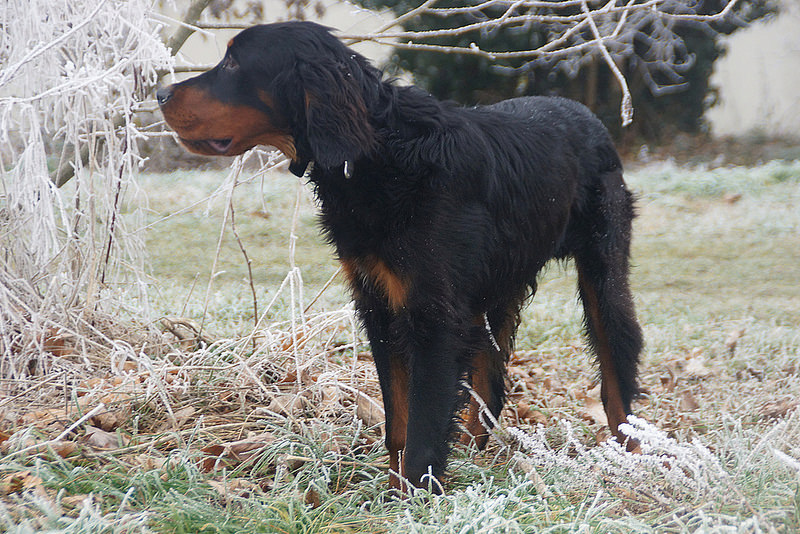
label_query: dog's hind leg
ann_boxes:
[573,168,644,450]
[461,306,518,449]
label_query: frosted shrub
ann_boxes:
[0,0,172,367]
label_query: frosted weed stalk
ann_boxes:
[508,416,727,507]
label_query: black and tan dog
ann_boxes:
[158,21,644,493]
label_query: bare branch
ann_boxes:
[583,0,633,124]
[229,174,260,341]
[372,0,441,34]
[196,22,252,30]
[341,0,746,125]
[171,64,218,73]
[165,0,216,54]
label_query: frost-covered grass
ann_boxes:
[2,161,799,532]
[3,414,799,532]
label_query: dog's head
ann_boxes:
[158,22,378,174]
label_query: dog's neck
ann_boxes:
[288,81,448,181]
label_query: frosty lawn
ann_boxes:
[3,162,798,532]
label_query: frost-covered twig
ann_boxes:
[6,403,107,458]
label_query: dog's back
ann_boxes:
[486,95,622,176]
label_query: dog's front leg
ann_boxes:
[401,321,462,493]
[358,304,411,492]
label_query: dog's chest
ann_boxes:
[312,169,424,249]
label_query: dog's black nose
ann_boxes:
[156,86,173,106]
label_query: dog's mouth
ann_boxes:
[207,139,233,153]
[181,138,234,155]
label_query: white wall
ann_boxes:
[161,0,393,83]
[706,2,800,137]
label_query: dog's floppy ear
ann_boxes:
[297,59,375,170]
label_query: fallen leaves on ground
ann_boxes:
[201,432,277,472]
[1,471,44,495]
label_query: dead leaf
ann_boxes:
[581,396,608,426]
[91,409,127,432]
[8,439,78,457]
[1,471,43,495]
[172,406,196,427]
[677,413,697,429]
[22,408,68,428]
[318,386,342,415]
[77,376,144,410]
[507,365,530,380]
[722,193,742,204]
[229,433,276,454]
[737,366,765,380]
[323,434,350,455]
[759,398,798,420]
[356,393,384,427]
[50,440,79,458]
[135,454,166,470]
[659,365,678,393]
[514,400,532,420]
[304,486,322,508]
[61,494,93,509]
[594,427,611,446]
[541,376,564,393]
[725,328,745,354]
[266,394,308,417]
[513,401,547,425]
[528,410,548,425]
[208,478,260,503]
[679,390,700,411]
[41,327,73,357]
[283,454,306,471]
[201,433,276,472]
[83,426,122,450]
[201,445,227,472]
[685,353,711,377]
[514,456,550,496]
[160,316,217,347]
[280,334,308,355]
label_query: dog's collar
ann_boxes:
[289,159,310,177]
[289,159,353,180]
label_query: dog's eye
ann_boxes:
[221,55,238,72]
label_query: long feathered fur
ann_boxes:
[158,21,644,493]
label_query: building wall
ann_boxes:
[706,2,800,137]
[161,0,392,83]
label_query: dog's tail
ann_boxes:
[573,164,643,446]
